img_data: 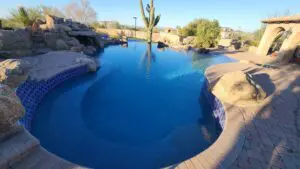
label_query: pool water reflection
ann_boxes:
[31,41,234,169]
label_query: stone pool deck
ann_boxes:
[172,52,300,169]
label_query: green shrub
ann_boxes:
[252,25,266,47]
[9,6,42,27]
[179,19,203,37]
[179,19,221,48]
[194,19,221,48]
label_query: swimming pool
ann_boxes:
[30,41,234,169]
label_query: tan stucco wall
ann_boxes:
[256,23,300,63]
[96,28,181,44]
[218,39,233,47]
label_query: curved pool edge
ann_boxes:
[169,64,246,169]
[17,65,89,130]
[15,60,245,169]
[15,64,91,169]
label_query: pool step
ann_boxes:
[0,128,40,169]
[11,146,87,169]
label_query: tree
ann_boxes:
[179,19,203,37]
[9,6,42,27]
[41,6,65,18]
[195,19,221,48]
[252,25,266,46]
[64,0,97,24]
[139,0,161,43]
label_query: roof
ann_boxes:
[262,15,300,24]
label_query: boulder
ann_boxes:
[44,32,60,49]
[122,43,128,48]
[58,31,72,41]
[84,46,97,56]
[71,45,85,52]
[231,40,242,50]
[0,59,31,88]
[183,45,193,50]
[218,39,233,48]
[45,15,55,29]
[121,36,128,43]
[157,41,168,48]
[75,57,100,72]
[64,19,73,26]
[54,24,72,32]
[0,29,32,51]
[66,37,81,47]
[195,48,210,54]
[212,71,267,106]
[95,35,106,48]
[182,36,195,45]
[39,24,48,30]
[56,39,69,50]
[0,85,25,133]
[45,15,65,29]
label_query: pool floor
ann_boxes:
[31,41,234,169]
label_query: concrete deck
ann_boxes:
[173,51,300,169]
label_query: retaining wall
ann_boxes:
[96,28,181,44]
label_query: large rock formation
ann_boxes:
[56,39,70,50]
[182,36,195,46]
[212,71,267,106]
[0,29,32,57]
[0,85,24,133]
[0,14,110,58]
[0,59,31,88]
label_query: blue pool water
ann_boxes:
[31,41,234,169]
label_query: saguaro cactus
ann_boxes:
[140,0,161,43]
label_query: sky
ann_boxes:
[0,0,299,32]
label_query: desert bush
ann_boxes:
[179,19,221,48]
[194,19,221,48]
[251,25,266,46]
[8,6,43,27]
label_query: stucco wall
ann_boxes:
[256,23,300,63]
[96,28,181,44]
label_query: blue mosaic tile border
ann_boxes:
[16,65,89,131]
[16,66,224,131]
[203,78,225,129]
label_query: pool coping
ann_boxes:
[14,64,91,168]
[17,65,90,131]
[170,64,246,169]
[15,59,245,169]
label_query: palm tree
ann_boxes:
[139,0,161,43]
[10,6,41,27]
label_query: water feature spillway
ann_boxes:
[30,41,234,169]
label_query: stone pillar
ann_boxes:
[256,25,274,56]
[278,31,300,63]
[0,85,25,139]
[256,25,285,57]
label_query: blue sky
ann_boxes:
[0,0,299,32]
